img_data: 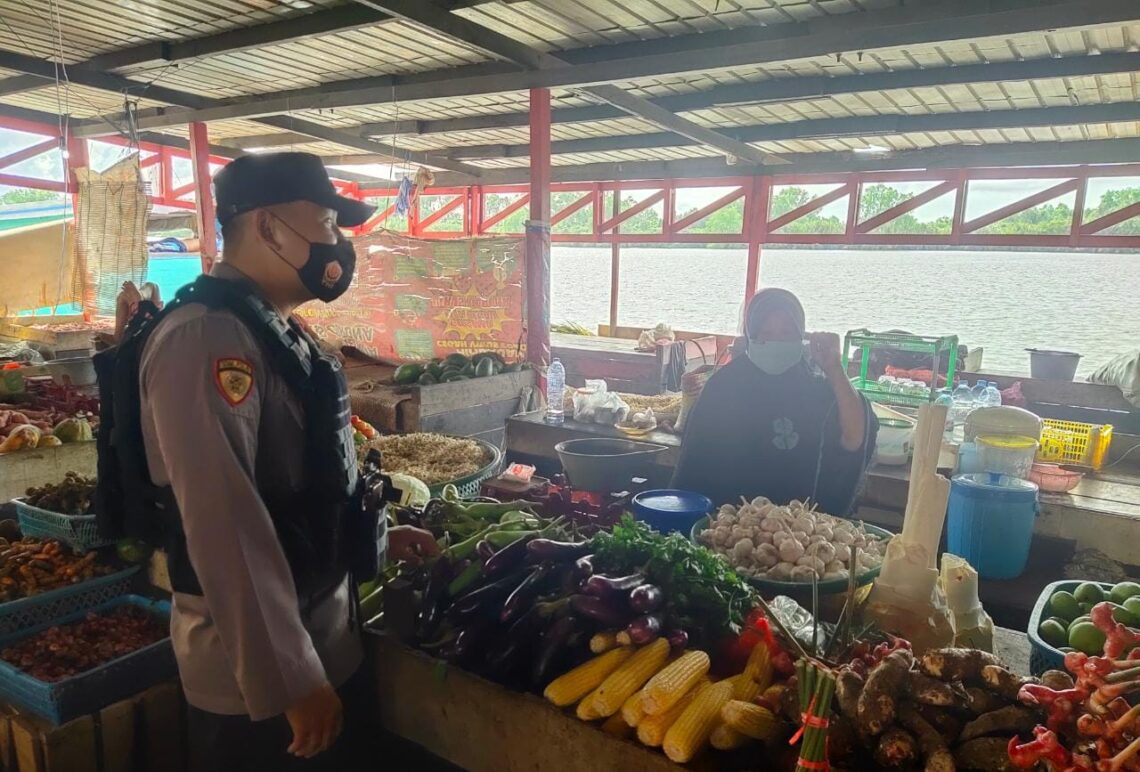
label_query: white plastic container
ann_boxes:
[976,434,1038,479]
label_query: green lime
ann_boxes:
[1079,601,1095,615]
[1038,619,1069,648]
[1049,591,1081,621]
[1046,616,1070,629]
[1069,621,1107,655]
[1124,596,1140,619]
[1111,582,1140,605]
[1112,604,1140,627]
[1074,582,1106,606]
[116,538,152,564]
[1071,615,1091,629]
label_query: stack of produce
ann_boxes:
[394,351,528,386]
[545,636,785,762]
[698,497,885,582]
[1008,599,1140,771]
[0,537,113,600]
[23,472,96,515]
[0,410,94,452]
[1038,581,1140,656]
[0,605,165,682]
[799,642,1066,771]
[366,433,491,486]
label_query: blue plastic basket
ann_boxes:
[0,594,175,724]
[13,498,112,551]
[0,566,140,636]
[1027,579,1113,676]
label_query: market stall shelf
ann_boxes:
[371,632,681,772]
[551,332,714,396]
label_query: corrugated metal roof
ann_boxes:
[1,2,1139,174]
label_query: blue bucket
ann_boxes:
[630,489,711,534]
[946,473,1039,579]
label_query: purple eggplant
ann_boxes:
[500,565,552,624]
[628,584,664,614]
[582,572,645,598]
[446,568,530,622]
[415,557,454,639]
[481,533,535,578]
[526,539,591,563]
[570,594,631,628]
[452,618,496,666]
[573,555,595,581]
[666,629,689,650]
[530,615,580,688]
[475,539,496,561]
[623,615,662,645]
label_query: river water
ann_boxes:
[144,246,1136,377]
[549,246,1138,377]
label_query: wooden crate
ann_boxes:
[0,681,185,772]
[350,368,537,447]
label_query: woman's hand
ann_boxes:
[807,331,844,378]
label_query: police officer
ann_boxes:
[135,153,437,770]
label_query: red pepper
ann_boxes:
[1091,602,1140,660]
[1020,683,1089,732]
[1008,726,1072,769]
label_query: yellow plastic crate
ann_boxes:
[1037,419,1113,470]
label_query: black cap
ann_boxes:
[214,152,375,228]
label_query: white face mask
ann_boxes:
[747,340,805,375]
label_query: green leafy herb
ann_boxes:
[590,516,757,641]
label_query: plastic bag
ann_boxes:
[572,379,630,425]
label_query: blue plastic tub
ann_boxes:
[946,473,1039,579]
[0,566,140,636]
[1026,580,1113,676]
[0,594,174,724]
[630,489,711,534]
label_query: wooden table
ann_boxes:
[371,629,1032,772]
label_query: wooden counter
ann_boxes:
[371,629,1032,772]
[552,332,715,395]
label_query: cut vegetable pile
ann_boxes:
[365,432,491,485]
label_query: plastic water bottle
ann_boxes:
[545,358,566,425]
[935,390,955,435]
[981,381,1002,408]
[951,381,975,425]
[971,380,988,404]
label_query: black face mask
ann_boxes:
[268,212,356,302]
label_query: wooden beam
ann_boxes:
[549,192,594,227]
[417,195,465,231]
[430,138,1140,187]
[961,178,1079,233]
[441,103,1140,160]
[359,52,1140,137]
[349,0,784,164]
[1079,199,1140,234]
[100,0,1140,129]
[673,187,745,233]
[0,5,392,98]
[0,138,57,170]
[767,183,853,233]
[598,190,666,233]
[855,180,959,234]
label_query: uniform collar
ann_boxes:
[210,261,270,300]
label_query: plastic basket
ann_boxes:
[1037,420,1113,470]
[1027,579,1112,676]
[427,438,504,499]
[0,594,174,725]
[0,566,140,636]
[12,499,112,551]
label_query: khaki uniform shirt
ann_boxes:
[139,265,361,720]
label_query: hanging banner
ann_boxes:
[297,231,526,362]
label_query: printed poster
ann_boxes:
[297,231,526,362]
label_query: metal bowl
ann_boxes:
[554,438,668,492]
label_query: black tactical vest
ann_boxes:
[95,275,360,602]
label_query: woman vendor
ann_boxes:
[672,288,878,515]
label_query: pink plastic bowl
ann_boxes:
[1028,463,1083,493]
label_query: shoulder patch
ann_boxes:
[214,358,255,406]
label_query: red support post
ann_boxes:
[743,176,770,302]
[189,122,218,273]
[526,87,552,371]
[609,183,620,330]
[158,147,174,207]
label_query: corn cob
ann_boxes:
[589,631,619,654]
[637,681,709,748]
[758,683,786,711]
[730,671,762,703]
[576,691,604,721]
[742,640,774,691]
[641,650,711,715]
[663,679,735,763]
[621,691,646,727]
[710,723,751,751]
[544,647,633,707]
[721,699,780,742]
[601,711,635,739]
[591,638,670,717]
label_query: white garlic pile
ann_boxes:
[698,497,885,582]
